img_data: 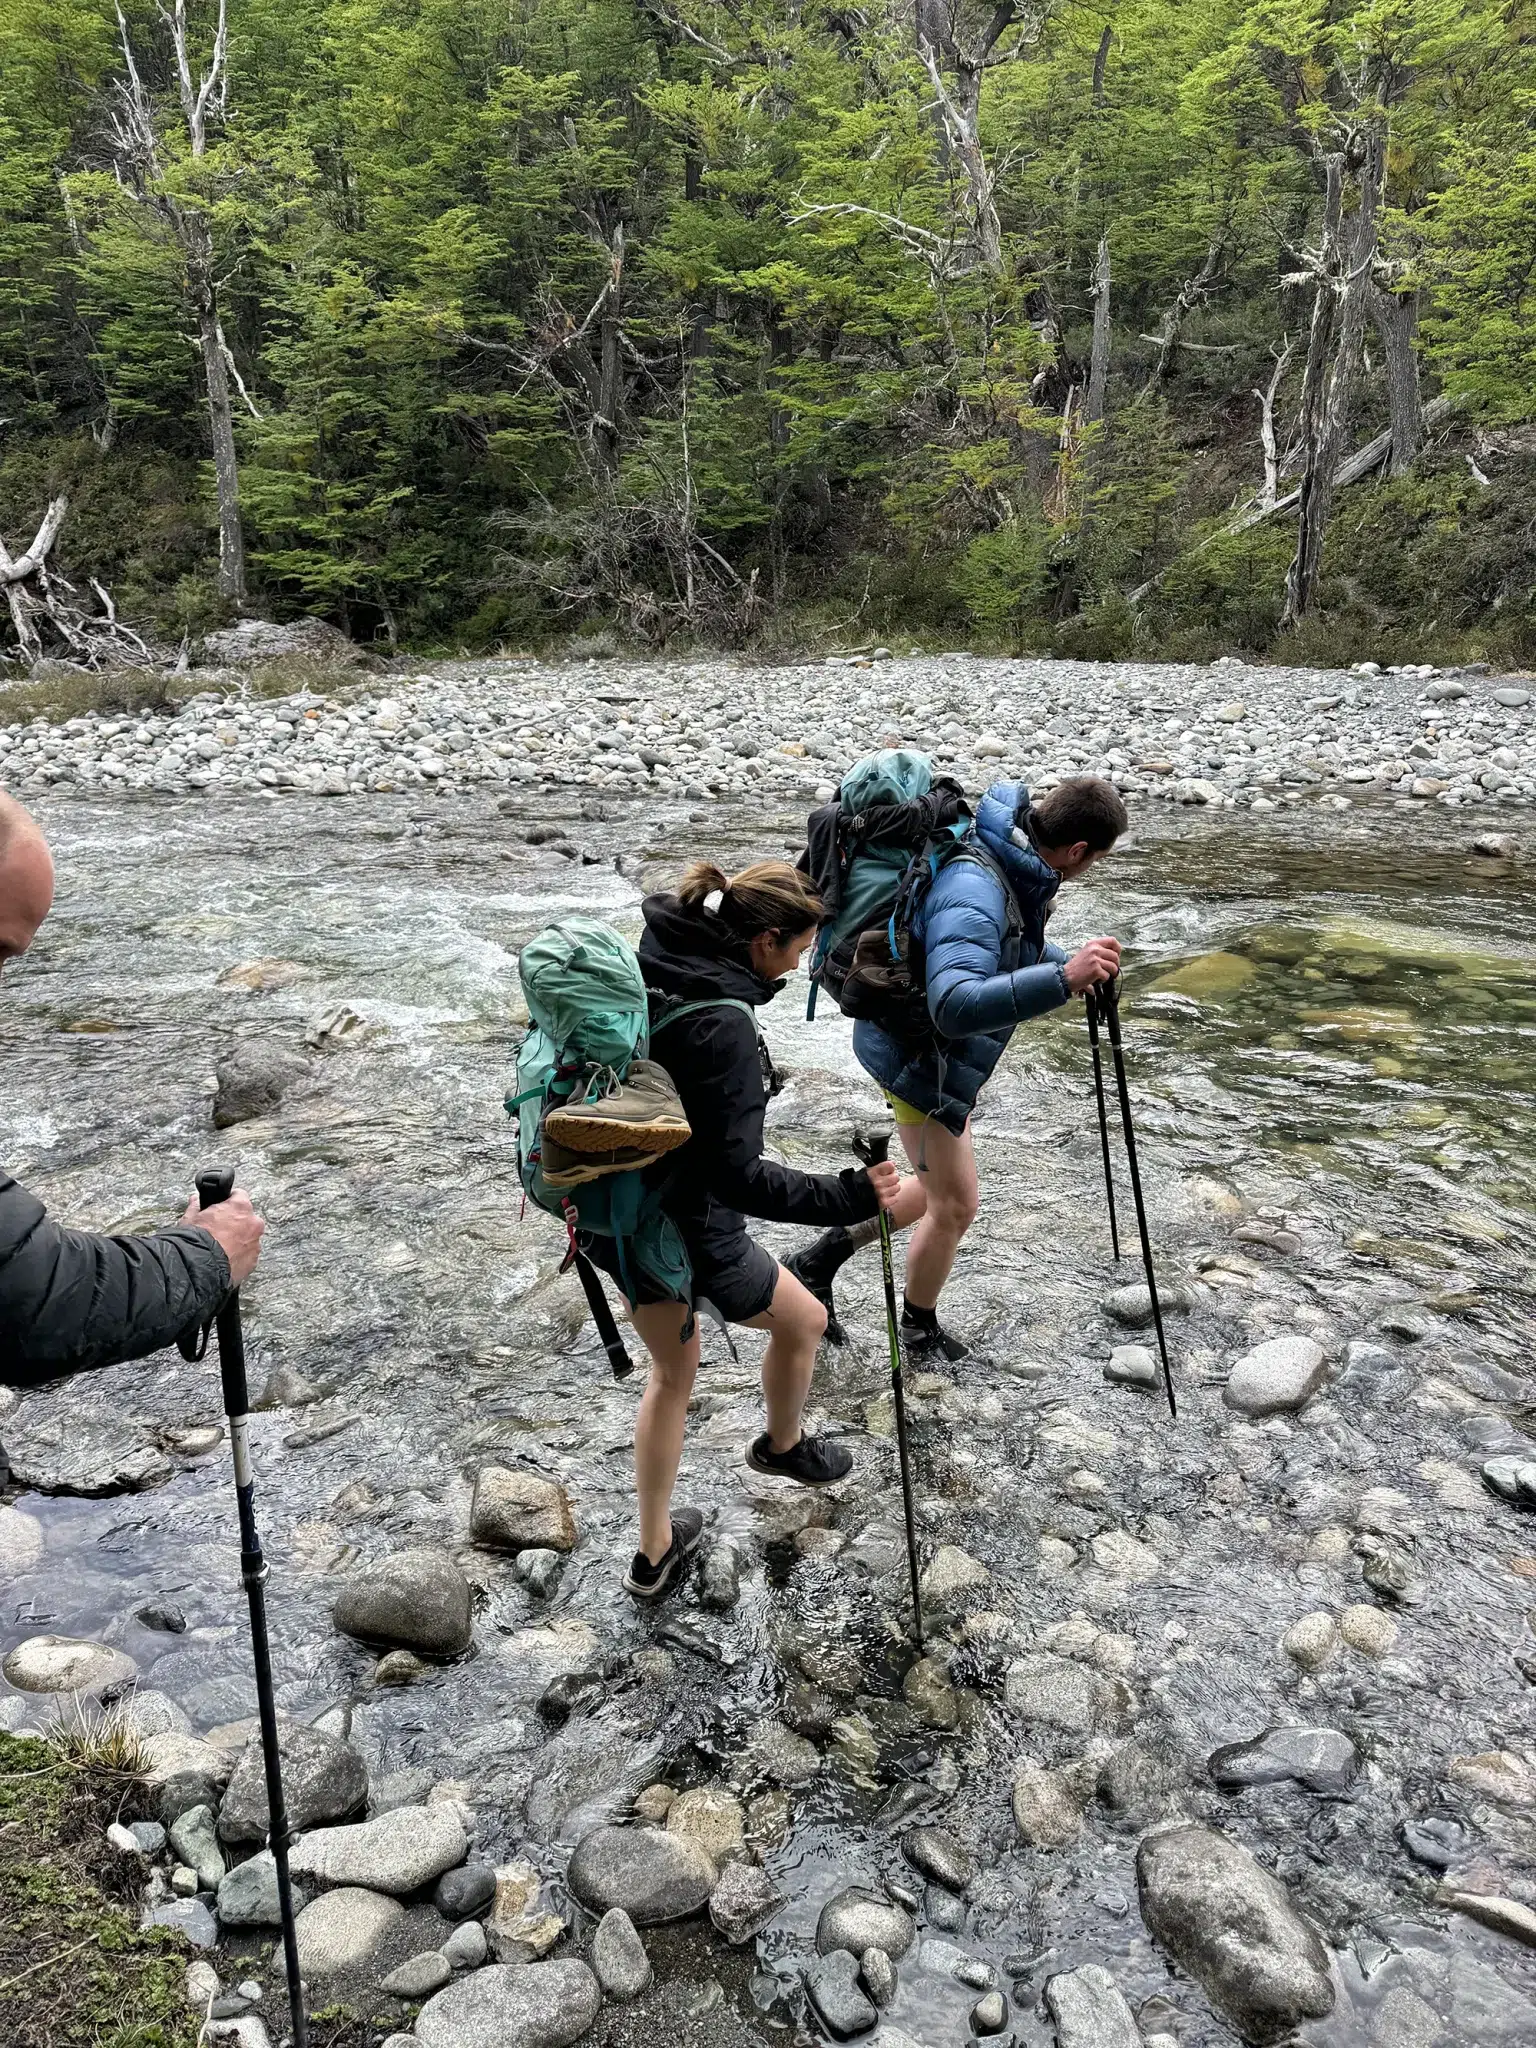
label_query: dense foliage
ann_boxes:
[1,0,1533,659]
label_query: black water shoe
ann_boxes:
[901,1301,970,1363]
[746,1431,854,1485]
[624,1506,704,1601]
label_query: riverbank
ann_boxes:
[1,713,1534,2048]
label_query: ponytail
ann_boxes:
[675,858,822,940]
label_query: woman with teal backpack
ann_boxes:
[584,859,904,1600]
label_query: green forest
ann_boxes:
[2,0,1534,665]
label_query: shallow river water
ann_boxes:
[3,783,1535,2047]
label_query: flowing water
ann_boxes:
[3,787,1535,2046]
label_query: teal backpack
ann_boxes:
[508,916,689,1376]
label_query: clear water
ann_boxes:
[3,788,1534,2045]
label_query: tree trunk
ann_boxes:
[1083,233,1111,425]
[1253,340,1295,510]
[1371,285,1422,477]
[593,224,625,479]
[1092,24,1112,107]
[1281,155,1346,630]
[195,287,246,605]
[1138,234,1225,401]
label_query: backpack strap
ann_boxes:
[651,996,762,1036]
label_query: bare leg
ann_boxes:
[743,1265,828,1450]
[631,1301,699,1563]
[899,1118,979,1311]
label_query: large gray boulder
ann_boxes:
[415,1962,601,2048]
[218,1718,368,1843]
[1,1635,137,1696]
[293,1887,403,1974]
[332,1547,474,1657]
[815,1887,915,1960]
[1223,1336,1328,1417]
[213,1044,308,1129]
[1137,1823,1334,2042]
[565,1823,716,1926]
[289,1805,468,1896]
[202,617,369,667]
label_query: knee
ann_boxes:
[645,1354,696,1401]
[930,1187,979,1238]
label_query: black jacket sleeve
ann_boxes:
[0,1172,231,1388]
[667,1011,880,1228]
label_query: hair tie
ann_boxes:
[704,888,725,913]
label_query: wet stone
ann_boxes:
[1402,1817,1465,1869]
[136,1601,187,1634]
[511,1548,565,1598]
[738,1718,822,1788]
[435,1862,497,1920]
[1209,1725,1361,1797]
[1482,1456,1536,1510]
[536,1668,606,1725]
[415,1961,602,2048]
[1281,1612,1340,1673]
[918,1545,991,1612]
[1339,1604,1398,1658]
[373,1649,427,1686]
[4,1419,173,1496]
[902,1657,960,1729]
[1447,1749,1536,1807]
[592,1907,652,1999]
[782,1682,838,1740]
[924,1883,964,1932]
[565,1823,716,1925]
[918,1938,993,1989]
[218,1718,368,1844]
[255,1366,322,1410]
[213,1044,308,1128]
[697,1539,742,1611]
[1005,1654,1133,1735]
[804,1949,877,2040]
[970,1990,1009,2036]
[1012,1760,1085,1848]
[1223,1335,1329,1417]
[1,1635,137,1696]
[901,1825,975,1894]
[332,1546,474,1657]
[816,1887,916,1960]
[1103,1282,1189,1327]
[1105,1344,1157,1388]
[0,1506,44,1573]
[1136,1823,1334,2040]
[1043,1965,1140,2048]
[470,1466,577,1554]
[708,1860,784,1945]
[667,1784,745,1865]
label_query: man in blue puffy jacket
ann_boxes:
[795,776,1126,1359]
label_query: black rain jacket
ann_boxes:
[0,1171,230,1388]
[638,894,879,1250]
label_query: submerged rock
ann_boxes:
[1044,1965,1140,2048]
[708,1860,784,1945]
[1103,1281,1189,1327]
[564,1823,716,1925]
[1208,1725,1362,1798]
[666,1785,745,1866]
[213,1044,308,1128]
[332,1547,474,1657]
[1012,1760,1086,1848]
[1482,1456,1536,1511]
[1105,1344,1157,1388]
[1136,1823,1334,2041]
[1005,1654,1134,1735]
[901,1826,974,1894]
[1223,1336,1328,1416]
[804,1950,876,2039]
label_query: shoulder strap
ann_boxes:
[650,996,762,1037]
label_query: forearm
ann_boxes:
[711,1156,880,1228]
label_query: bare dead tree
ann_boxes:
[109,0,245,604]
[1253,337,1296,510]
[916,1,1049,275]
[1370,282,1422,475]
[1137,232,1227,402]
[1,498,154,669]
[1082,233,1111,425]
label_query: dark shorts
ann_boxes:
[579,1228,779,1326]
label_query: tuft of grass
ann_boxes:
[45,1700,151,1783]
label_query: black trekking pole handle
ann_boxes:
[1098,980,1178,1421]
[852,1123,924,1648]
[192,1171,309,2048]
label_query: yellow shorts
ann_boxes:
[884,1091,929,1127]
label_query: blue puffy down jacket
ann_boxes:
[851,781,1070,1132]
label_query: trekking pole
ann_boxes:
[179,1171,309,2048]
[1098,981,1177,1420]
[1085,984,1121,1261]
[852,1127,923,1649]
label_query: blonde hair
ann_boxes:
[677,858,823,940]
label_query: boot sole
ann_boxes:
[744,1443,854,1487]
[546,1112,691,1156]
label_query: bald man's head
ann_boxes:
[0,792,54,977]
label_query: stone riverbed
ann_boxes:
[1,651,1535,2048]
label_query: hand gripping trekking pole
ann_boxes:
[1085,985,1121,1261]
[852,1126,923,1649]
[179,1171,308,2048]
[1097,982,1178,1420]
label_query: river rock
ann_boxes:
[697,1539,742,1610]
[1339,1604,1398,1657]
[709,1860,784,1945]
[901,1826,974,1893]
[1438,1889,1536,1950]
[1,1635,137,1696]
[902,1656,960,1729]
[1005,1653,1133,1735]
[213,1044,308,1128]
[1281,1612,1339,1673]
[415,1961,601,2048]
[0,1504,44,1572]
[332,1547,474,1657]
[1012,1760,1084,1848]
[217,1852,294,1927]
[816,1887,915,1960]
[3,1419,172,1496]
[666,1784,745,1865]
[592,1908,651,1999]
[1043,1964,1141,2048]
[294,1886,405,1973]
[804,1949,877,2039]
[565,1823,716,1924]
[511,1548,564,1598]
[1481,1456,1536,1510]
[737,1718,822,1788]
[444,1918,488,1969]
[470,1466,577,1553]
[1447,1749,1536,1806]
[380,1951,453,1999]
[289,1804,468,1894]
[255,1366,322,1410]
[1136,1823,1334,2040]
[170,1805,225,1891]
[1223,1336,1328,1416]
[918,1545,991,1611]
[970,1990,1009,2036]
[1208,1725,1361,1797]
[1105,1344,1157,1388]
[218,1718,368,1843]
[144,1897,218,1948]
[436,1862,497,1919]
[1103,1282,1189,1327]
[118,1690,192,1740]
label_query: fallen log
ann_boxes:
[1127,393,1456,607]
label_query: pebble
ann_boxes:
[1044,1965,1141,2048]
[1223,1335,1329,1416]
[901,1825,975,1894]
[332,1546,475,1657]
[592,1907,652,1999]
[564,1822,716,1924]
[444,1917,489,1969]
[1339,1604,1398,1657]
[415,1960,602,2048]
[970,1990,1009,2035]
[1137,1823,1334,2038]
[697,1539,742,1610]
[1281,1612,1339,1673]
[815,1887,916,1960]
[804,1949,877,2039]
[289,1804,468,1894]
[470,1466,578,1553]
